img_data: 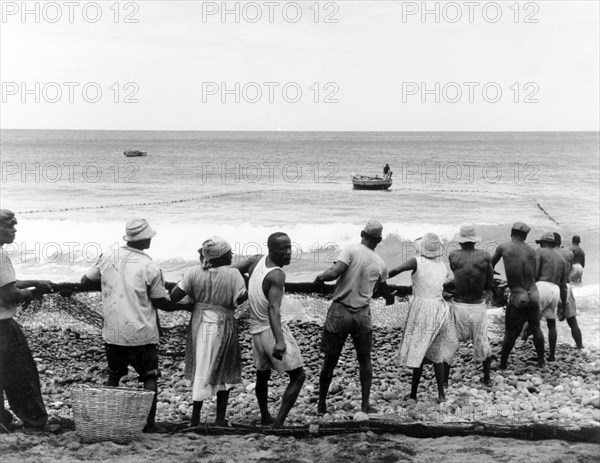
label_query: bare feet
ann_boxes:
[260,415,275,426]
[271,420,285,429]
[361,405,379,414]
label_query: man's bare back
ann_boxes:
[492,240,537,294]
[536,248,567,286]
[570,244,585,267]
[449,248,493,303]
[554,247,573,281]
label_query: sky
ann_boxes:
[1,0,599,131]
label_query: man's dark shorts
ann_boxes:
[105,343,160,381]
[320,301,372,356]
[505,289,541,336]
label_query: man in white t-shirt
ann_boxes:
[314,220,394,416]
[81,219,186,433]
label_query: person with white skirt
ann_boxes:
[170,237,246,427]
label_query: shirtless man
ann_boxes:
[552,233,583,349]
[233,233,305,428]
[492,222,545,369]
[569,236,585,284]
[445,224,494,386]
[535,232,567,362]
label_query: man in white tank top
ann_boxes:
[239,233,305,428]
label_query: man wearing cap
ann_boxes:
[81,219,186,433]
[445,224,494,386]
[314,220,395,415]
[552,233,583,350]
[534,232,568,362]
[0,209,52,432]
[569,236,585,284]
[492,222,545,369]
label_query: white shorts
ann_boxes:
[570,264,583,284]
[444,301,492,364]
[537,281,560,320]
[251,324,304,373]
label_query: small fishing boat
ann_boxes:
[351,174,392,190]
[124,150,147,157]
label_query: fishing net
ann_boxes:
[15,281,507,331]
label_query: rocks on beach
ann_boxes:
[7,293,600,432]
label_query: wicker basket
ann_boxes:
[72,385,155,443]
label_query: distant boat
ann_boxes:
[351,174,392,190]
[124,150,147,157]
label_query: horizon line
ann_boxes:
[1,128,599,134]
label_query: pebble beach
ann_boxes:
[2,292,599,462]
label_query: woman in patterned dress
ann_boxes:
[170,237,247,426]
[389,233,451,403]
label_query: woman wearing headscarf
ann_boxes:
[170,237,247,426]
[389,233,451,403]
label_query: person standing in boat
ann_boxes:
[383,164,392,181]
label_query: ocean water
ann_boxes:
[1,130,598,283]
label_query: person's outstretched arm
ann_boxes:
[315,261,348,283]
[389,257,417,279]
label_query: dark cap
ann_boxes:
[512,222,531,234]
[536,231,556,244]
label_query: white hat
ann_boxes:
[123,219,157,242]
[418,233,444,258]
[454,224,482,243]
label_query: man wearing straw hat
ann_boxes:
[81,219,184,433]
[0,209,52,432]
[492,222,545,369]
[445,224,494,386]
[315,220,395,415]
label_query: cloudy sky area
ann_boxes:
[1,0,598,131]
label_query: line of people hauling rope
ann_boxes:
[0,209,586,432]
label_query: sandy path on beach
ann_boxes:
[2,430,599,463]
